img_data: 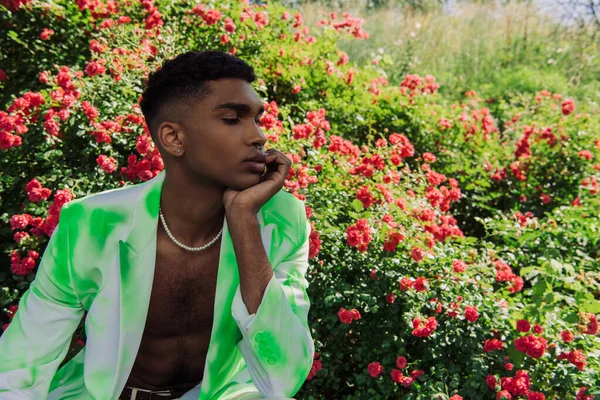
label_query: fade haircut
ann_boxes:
[140,50,256,142]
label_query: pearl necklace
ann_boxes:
[159,207,223,251]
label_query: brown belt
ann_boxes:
[119,386,189,400]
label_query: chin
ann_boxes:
[228,174,261,191]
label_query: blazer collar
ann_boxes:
[111,170,167,398]
[121,169,165,255]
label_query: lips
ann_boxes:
[243,152,268,174]
[244,160,266,174]
[244,153,267,163]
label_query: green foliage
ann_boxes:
[0,0,599,398]
[313,1,600,105]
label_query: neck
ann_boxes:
[159,169,226,247]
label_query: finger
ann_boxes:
[261,152,290,183]
[266,149,291,166]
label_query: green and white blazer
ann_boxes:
[0,170,314,399]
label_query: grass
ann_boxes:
[296,1,600,103]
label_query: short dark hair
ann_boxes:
[140,50,256,139]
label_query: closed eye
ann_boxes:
[222,118,240,125]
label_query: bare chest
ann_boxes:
[125,234,223,390]
[144,236,222,336]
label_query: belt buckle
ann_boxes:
[129,387,161,400]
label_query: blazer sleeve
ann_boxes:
[0,203,85,398]
[228,201,314,399]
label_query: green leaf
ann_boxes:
[351,199,364,212]
[544,259,563,277]
[507,344,526,365]
[543,292,557,304]
[579,300,600,314]
[520,266,541,280]
[8,30,27,47]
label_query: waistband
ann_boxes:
[120,385,187,400]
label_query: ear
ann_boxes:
[157,121,185,157]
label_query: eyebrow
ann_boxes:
[214,102,265,116]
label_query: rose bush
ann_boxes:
[1,0,599,398]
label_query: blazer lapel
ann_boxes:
[110,170,164,399]
[198,210,274,399]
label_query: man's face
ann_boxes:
[176,78,267,191]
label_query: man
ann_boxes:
[0,51,314,399]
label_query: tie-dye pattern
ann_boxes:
[0,170,314,399]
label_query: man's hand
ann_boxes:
[223,148,292,214]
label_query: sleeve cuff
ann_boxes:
[231,273,277,333]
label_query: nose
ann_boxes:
[246,119,267,149]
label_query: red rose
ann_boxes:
[367,361,383,378]
[89,39,108,53]
[516,319,530,333]
[99,18,114,29]
[558,349,587,370]
[452,259,466,272]
[540,193,551,204]
[585,314,598,335]
[561,98,575,115]
[483,338,504,352]
[399,277,413,291]
[413,276,429,292]
[13,231,29,243]
[399,375,413,387]
[40,28,54,40]
[508,276,524,293]
[82,101,99,120]
[579,150,593,160]
[514,334,547,358]
[497,390,512,400]
[306,358,322,381]
[84,60,106,77]
[423,152,437,163]
[486,375,498,390]
[411,316,438,337]
[561,330,574,343]
[396,356,407,369]
[96,154,117,174]
[528,392,545,400]
[390,369,402,383]
[577,387,593,400]
[410,246,425,262]
[26,178,52,203]
[10,214,32,230]
[138,170,153,181]
[411,369,424,379]
[338,307,360,324]
[224,17,236,32]
[464,306,479,322]
[53,189,74,208]
[11,256,36,276]
[356,186,375,209]
[308,228,321,259]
